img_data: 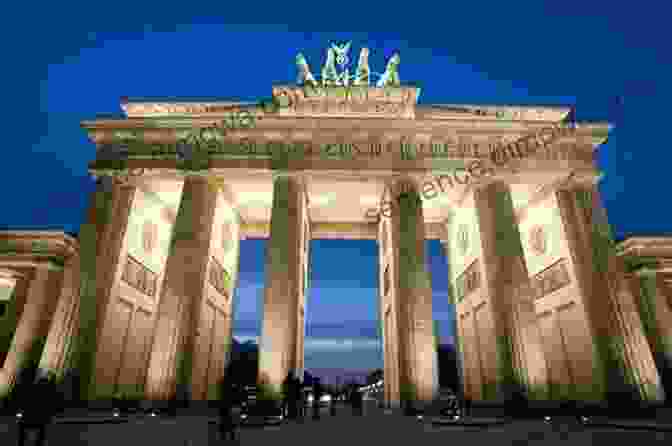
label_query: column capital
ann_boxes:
[0,268,26,280]
[272,170,306,182]
[556,169,603,191]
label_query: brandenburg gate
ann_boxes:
[0,43,670,409]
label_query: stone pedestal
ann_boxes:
[258,174,309,396]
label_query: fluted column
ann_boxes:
[378,211,400,408]
[81,177,137,400]
[471,180,544,403]
[631,268,672,400]
[38,252,80,381]
[145,175,219,401]
[440,212,466,402]
[0,263,64,398]
[386,177,436,405]
[258,174,307,397]
[555,177,663,404]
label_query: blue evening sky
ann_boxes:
[1,2,670,375]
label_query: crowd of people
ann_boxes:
[6,365,369,445]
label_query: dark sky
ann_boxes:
[1,2,670,373]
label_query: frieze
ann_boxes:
[121,255,158,298]
[531,258,571,300]
[90,126,596,167]
[455,260,481,303]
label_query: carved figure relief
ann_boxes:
[529,225,547,256]
[221,222,232,251]
[457,224,470,256]
[142,220,157,254]
[531,258,571,300]
[455,260,481,303]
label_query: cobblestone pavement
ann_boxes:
[0,405,669,445]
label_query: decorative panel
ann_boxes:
[208,256,231,298]
[110,298,133,388]
[455,260,481,303]
[121,255,158,297]
[531,258,571,300]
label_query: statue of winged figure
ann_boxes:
[353,47,370,86]
[296,53,318,86]
[376,52,401,87]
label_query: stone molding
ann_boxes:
[0,231,79,270]
[617,237,672,260]
[271,85,418,119]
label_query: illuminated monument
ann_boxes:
[0,42,670,409]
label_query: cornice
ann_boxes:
[80,118,608,142]
[0,231,78,257]
[616,237,672,259]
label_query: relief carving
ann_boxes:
[208,256,230,299]
[531,258,571,300]
[529,225,547,256]
[121,255,158,298]
[455,260,481,303]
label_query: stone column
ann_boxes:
[295,213,310,382]
[1,269,24,371]
[378,212,401,408]
[555,177,663,404]
[440,212,465,402]
[38,252,80,381]
[630,268,672,401]
[81,177,137,400]
[145,175,219,401]
[386,177,437,405]
[258,174,307,397]
[0,263,64,398]
[471,180,545,403]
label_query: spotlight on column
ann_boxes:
[580,416,589,424]
[544,416,551,423]
[150,411,157,417]
[453,415,460,420]
[416,415,424,421]
[113,410,120,417]
[16,412,23,419]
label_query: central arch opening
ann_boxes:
[304,239,381,390]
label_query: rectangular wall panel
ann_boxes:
[193,302,215,400]
[109,298,133,392]
[538,310,571,400]
[207,308,229,399]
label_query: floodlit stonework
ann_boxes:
[1,44,670,410]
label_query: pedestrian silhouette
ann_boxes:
[17,371,60,446]
[312,379,322,420]
[289,373,300,420]
[296,380,305,420]
[217,366,237,442]
[282,371,296,419]
[329,388,336,416]
[352,388,363,416]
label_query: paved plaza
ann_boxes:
[1,404,670,445]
